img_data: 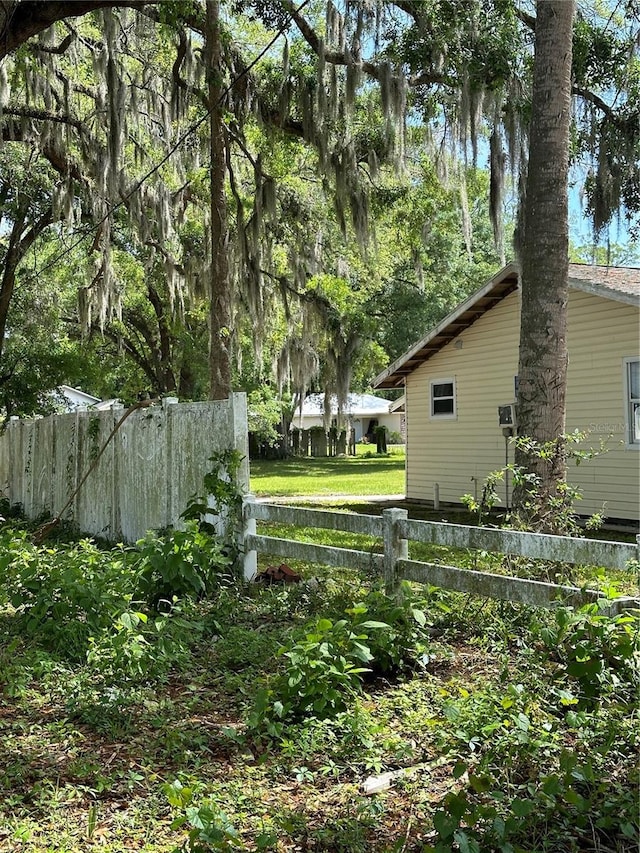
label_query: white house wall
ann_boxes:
[405,289,639,521]
[291,413,403,441]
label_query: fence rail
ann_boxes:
[242,498,639,615]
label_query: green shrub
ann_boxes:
[426,747,638,853]
[85,601,199,686]
[533,604,639,705]
[1,530,134,660]
[0,526,207,688]
[348,581,431,673]
[248,586,433,736]
[164,780,245,852]
[134,522,232,607]
[247,616,386,735]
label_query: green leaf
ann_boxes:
[411,607,427,627]
[511,798,535,817]
[433,810,457,840]
[452,761,468,779]
[454,829,479,853]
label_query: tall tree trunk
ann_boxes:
[0,203,52,365]
[513,0,575,523]
[206,0,232,401]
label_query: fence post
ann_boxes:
[241,494,258,581]
[230,392,250,493]
[383,507,408,593]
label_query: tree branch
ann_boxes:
[2,106,86,134]
[0,1,153,61]
[280,0,448,88]
[30,30,75,54]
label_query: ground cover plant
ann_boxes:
[0,503,637,853]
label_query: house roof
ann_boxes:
[58,385,102,407]
[374,262,640,389]
[294,392,394,418]
[56,386,120,411]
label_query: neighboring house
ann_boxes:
[374,263,640,522]
[291,392,404,442]
[55,385,120,412]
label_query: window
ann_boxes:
[625,357,640,447]
[430,378,456,418]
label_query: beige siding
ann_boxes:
[565,291,639,519]
[406,289,640,521]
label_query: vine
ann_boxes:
[87,415,101,463]
[180,449,246,554]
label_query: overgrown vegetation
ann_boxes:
[0,497,637,853]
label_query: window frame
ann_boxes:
[429,377,457,420]
[623,356,640,449]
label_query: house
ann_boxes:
[374,263,640,522]
[54,386,120,412]
[291,392,404,443]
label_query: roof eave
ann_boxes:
[569,278,640,307]
[373,262,519,389]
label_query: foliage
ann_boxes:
[248,616,378,735]
[249,584,433,735]
[181,451,245,535]
[532,604,639,707]
[247,388,285,448]
[426,744,638,853]
[0,498,636,853]
[0,0,637,423]
[0,524,221,690]
[460,432,610,582]
[135,523,232,607]
[0,530,134,660]
[347,582,431,674]
[461,468,505,526]
[84,602,198,688]
[509,431,607,534]
[165,780,246,852]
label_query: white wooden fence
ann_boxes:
[0,395,249,542]
[241,498,639,615]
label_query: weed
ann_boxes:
[165,780,246,851]
[248,616,378,733]
[135,523,232,606]
[532,603,639,706]
[347,581,432,673]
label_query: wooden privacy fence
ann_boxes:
[0,395,249,543]
[241,498,639,615]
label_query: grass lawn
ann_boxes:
[250,447,406,497]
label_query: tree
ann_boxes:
[0,145,55,361]
[206,0,233,400]
[0,1,637,423]
[513,0,575,518]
